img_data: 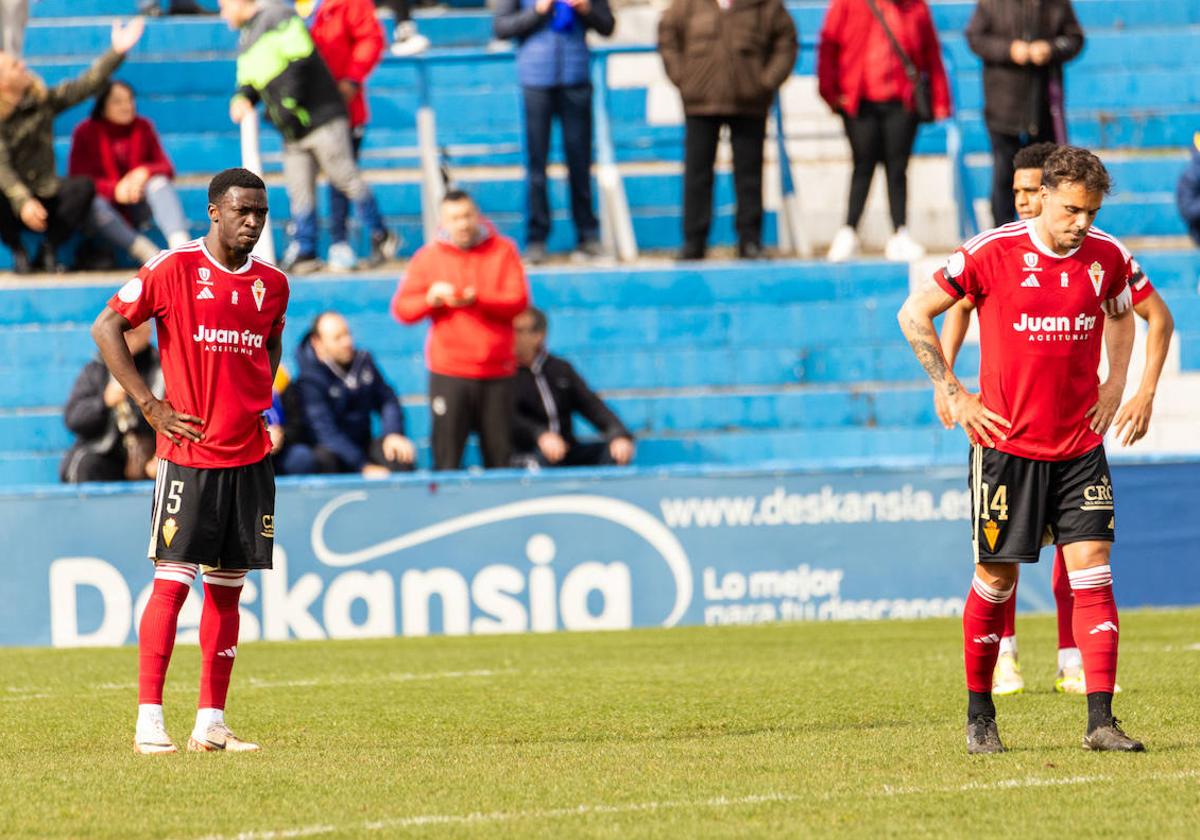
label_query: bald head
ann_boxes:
[310,312,355,367]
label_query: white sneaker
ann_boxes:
[884,227,926,262]
[992,651,1025,696]
[327,241,357,272]
[826,226,860,263]
[134,718,178,755]
[188,721,260,753]
[390,23,430,57]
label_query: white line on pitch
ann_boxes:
[192,793,802,840]
[882,769,1200,797]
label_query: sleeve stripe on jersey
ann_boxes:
[962,220,1026,253]
[144,241,202,272]
[1085,227,1132,259]
[966,226,1027,255]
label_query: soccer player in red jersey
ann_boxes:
[90,168,289,755]
[898,146,1145,753]
[935,144,1175,697]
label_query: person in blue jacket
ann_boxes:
[282,311,416,475]
[493,0,614,265]
[1178,132,1200,247]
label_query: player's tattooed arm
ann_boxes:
[898,281,1010,447]
[91,307,204,445]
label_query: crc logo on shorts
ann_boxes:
[1011,312,1097,341]
[260,515,275,539]
[193,324,265,355]
[162,517,179,548]
[1081,476,1114,511]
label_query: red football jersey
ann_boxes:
[107,239,290,468]
[935,220,1132,461]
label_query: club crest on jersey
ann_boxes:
[197,267,212,285]
[1023,252,1041,271]
[251,278,266,311]
[1088,261,1105,296]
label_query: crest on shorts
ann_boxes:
[982,520,1000,552]
[251,278,266,311]
[162,517,179,548]
[260,514,275,539]
[1088,261,1105,296]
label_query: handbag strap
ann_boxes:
[862,0,920,83]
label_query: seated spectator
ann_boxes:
[373,0,429,56]
[512,306,634,468]
[1178,131,1200,247]
[392,189,530,471]
[0,19,159,273]
[139,1,214,15]
[283,312,416,477]
[264,365,307,467]
[61,321,162,483]
[69,81,192,254]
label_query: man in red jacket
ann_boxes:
[300,0,385,271]
[392,190,530,470]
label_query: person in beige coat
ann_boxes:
[657,0,797,260]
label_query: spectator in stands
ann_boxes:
[139,1,215,15]
[69,81,192,254]
[374,0,430,56]
[0,18,160,273]
[818,0,951,264]
[658,0,797,261]
[0,0,27,56]
[264,366,301,467]
[512,306,634,468]
[283,312,416,476]
[494,0,614,265]
[1178,132,1200,248]
[966,0,1084,226]
[222,0,399,274]
[301,0,385,271]
[60,321,161,483]
[392,190,530,470]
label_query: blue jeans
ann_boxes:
[522,84,599,246]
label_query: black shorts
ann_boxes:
[968,444,1115,564]
[147,457,276,570]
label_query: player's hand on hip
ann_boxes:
[932,388,955,430]
[1086,378,1125,435]
[382,433,415,465]
[1112,389,1154,446]
[142,398,204,446]
[948,390,1010,448]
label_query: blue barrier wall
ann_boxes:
[1,460,1197,648]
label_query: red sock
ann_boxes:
[1068,565,1118,694]
[1052,548,1076,649]
[138,564,196,705]
[963,575,1013,693]
[198,572,245,710]
[1000,581,1017,641]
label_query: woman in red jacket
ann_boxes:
[69,80,191,251]
[817,0,950,263]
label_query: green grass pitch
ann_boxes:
[3,609,1198,838]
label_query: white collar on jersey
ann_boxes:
[1024,219,1083,260]
[199,238,254,275]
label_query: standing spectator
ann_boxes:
[0,0,27,55]
[1178,131,1200,247]
[69,81,192,253]
[139,1,215,14]
[221,0,399,274]
[512,306,634,468]
[966,0,1084,226]
[494,0,614,265]
[658,0,797,261]
[0,18,159,273]
[60,321,162,483]
[302,0,386,271]
[375,0,430,56]
[285,312,416,476]
[819,0,951,263]
[392,190,530,471]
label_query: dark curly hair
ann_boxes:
[208,168,266,205]
[1012,142,1058,173]
[1041,145,1112,195]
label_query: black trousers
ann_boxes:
[987,126,1053,226]
[683,114,767,251]
[841,100,918,230]
[0,176,95,253]
[517,440,614,469]
[430,373,514,471]
[523,84,599,246]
